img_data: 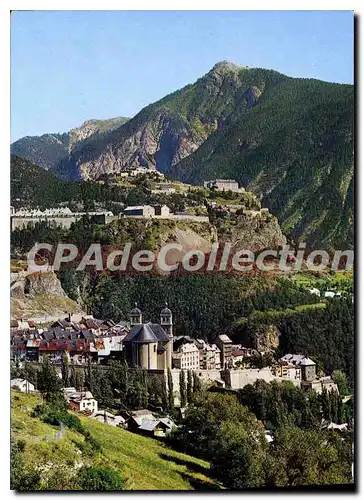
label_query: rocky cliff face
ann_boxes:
[11,271,67,299]
[72,111,210,180]
[11,271,84,320]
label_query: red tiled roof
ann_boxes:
[68,401,79,410]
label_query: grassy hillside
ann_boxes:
[11,392,219,491]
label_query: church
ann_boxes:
[122,303,173,370]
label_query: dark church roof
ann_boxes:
[123,322,171,344]
[123,324,158,343]
[148,323,170,342]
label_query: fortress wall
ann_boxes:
[11,214,119,231]
[11,216,82,231]
[223,368,300,389]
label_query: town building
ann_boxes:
[154,204,170,217]
[279,354,339,394]
[216,334,233,369]
[231,345,255,366]
[280,354,316,381]
[126,409,175,438]
[122,304,173,370]
[194,339,216,370]
[123,205,155,217]
[66,389,98,413]
[129,167,150,176]
[172,342,200,370]
[203,179,244,193]
[11,208,116,231]
[212,344,222,370]
[151,185,176,194]
[89,410,126,428]
[273,360,302,381]
[89,334,125,363]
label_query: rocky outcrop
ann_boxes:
[214,210,286,253]
[11,270,85,320]
[23,271,68,298]
[11,271,68,299]
[253,324,281,352]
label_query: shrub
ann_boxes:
[33,403,102,453]
[78,466,125,491]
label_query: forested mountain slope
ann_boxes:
[173,74,354,250]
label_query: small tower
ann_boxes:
[160,302,173,337]
[130,302,142,326]
[161,302,173,370]
[300,356,316,382]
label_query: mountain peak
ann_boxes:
[210,60,245,73]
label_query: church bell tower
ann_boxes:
[130,302,142,325]
[160,302,173,337]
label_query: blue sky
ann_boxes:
[11,10,354,141]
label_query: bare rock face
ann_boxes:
[23,271,68,298]
[254,324,281,352]
[11,270,84,320]
[71,111,210,180]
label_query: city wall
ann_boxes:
[11,214,119,231]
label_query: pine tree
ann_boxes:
[167,368,174,411]
[161,377,168,410]
[187,370,193,404]
[37,357,63,403]
[179,370,187,407]
[120,360,129,407]
[75,368,85,391]
[140,369,149,408]
[69,361,76,388]
[337,397,345,424]
[61,352,70,386]
[193,371,202,394]
[330,391,339,423]
[321,388,331,421]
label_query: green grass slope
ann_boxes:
[11,392,219,491]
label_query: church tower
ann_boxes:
[161,302,173,369]
[160,302,173,336]
[130,302,142,325]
